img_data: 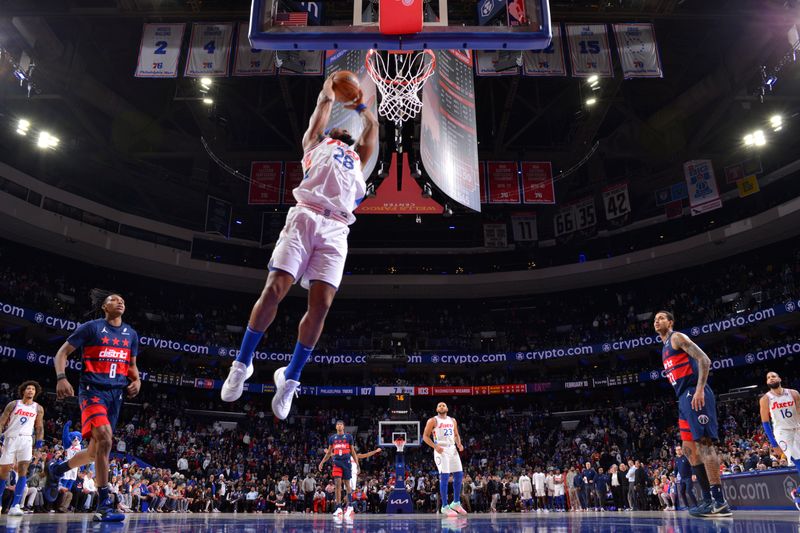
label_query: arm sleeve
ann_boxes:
[762,421,779,447]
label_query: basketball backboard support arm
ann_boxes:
[249,0,552,51]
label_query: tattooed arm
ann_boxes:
[671,331,711,410]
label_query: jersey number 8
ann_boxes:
[333,147,355,170]
[109,363,117,379]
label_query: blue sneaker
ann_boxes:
[93,497,125,522]
[791,488,799,511]
[701,500,732,517]
[43,460,65,503]
[688,500,713,517]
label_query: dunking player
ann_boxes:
[350,447,382,494]
[654,311,731,517]
[319,420,360,520]
[759,371,800,510]
[45,290,140,522]
[422,402,467,517]
[221,74,378,420]
[0,381,44,516]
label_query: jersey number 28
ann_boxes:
[333,147,355,170]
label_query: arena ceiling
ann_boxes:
[0,0,798,240]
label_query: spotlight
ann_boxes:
[200,77,213,87]
[743,133,754,146]
[587,75,599,84]
[36,131,58,149]
[18,119,30,130]
[770,115,782,131]
[585,97,597,106]
[203,98,214,105]
[753,130,766,146]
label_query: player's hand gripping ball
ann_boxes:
[331,71,361,104]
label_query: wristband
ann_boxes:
[35,440,43,449]
[355,103,367,113]
[57,373,67,382]
[762,421,779,447]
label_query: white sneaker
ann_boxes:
[271,366,300,420]
[220,361,255,402]
[344,506,355,519]
[333,507,344,518]
[8,504,24,516]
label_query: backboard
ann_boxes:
[378,420,421,448]
[250,0,552,51]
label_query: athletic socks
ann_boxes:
[691,464,712,502]
[11,476,27,506]
[284,342,314,382]
[709,484,725,504]
[453,471,463,503]
[98,484,110,504]
[439,473,450,506]
[234,326,265,366]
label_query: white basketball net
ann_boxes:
[366,49,436,127]
[393,438,406,452]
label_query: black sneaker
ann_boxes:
[93,498,125,522]
[700,501,732,517]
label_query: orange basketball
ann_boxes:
[331,70,361,104]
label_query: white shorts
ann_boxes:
[269,207,349,290]
[434,446,462,474]
[534,486,546,497]
[0,436,33,465]
[776,427,800,460]
[350,464,359,492]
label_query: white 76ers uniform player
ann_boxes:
[1,400,38,465]
[760,372,800,465]
[423,403,464,474]
[220,74,379,415]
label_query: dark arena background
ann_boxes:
[1,0,800,531]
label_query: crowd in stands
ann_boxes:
[0,239,798,355]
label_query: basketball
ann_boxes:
[331,70,361,103]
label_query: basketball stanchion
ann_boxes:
[386,435,413,514]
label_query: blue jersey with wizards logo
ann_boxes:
[662,331,698,396]
[67,319,138,389]
[327,433,354,463]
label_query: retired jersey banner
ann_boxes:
[205,195,232,237]
[185,23,234,77]
[602,182,630,220]
[523,24,567,77]
[511,213,537,242]
[282,161,304,205]
[233,22,276,76]
[475,50,520,76]
[487,162,521,203]
[554,197,596,237]
[248,162,282,205]
[520,162,555,204]
[684,159,722,216]
[612,23,663,79]
[565,23,613,78]
[135,23,185,78]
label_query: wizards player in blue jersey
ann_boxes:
[319,420,359,520]
[44,289,140,522]
[654,311,730,518]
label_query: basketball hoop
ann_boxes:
[393,438,406,453]
[365,49,436,128]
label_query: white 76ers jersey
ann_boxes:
[768,390,800,430]
[296,138,367,225]
[3,400,38,437]
[433,416,456,446]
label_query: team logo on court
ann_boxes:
[691,327,700,336]
[431,355,439,363]
[34,313,44,324]
[218,347,227,356]
[786,301,796,313]
[697,414,709,425]
[649,371,660,381]
[602,343,612,353]
[745,353,755,364]
[27,351,36,362]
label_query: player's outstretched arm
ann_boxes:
[351,98,378,170]
[356,448,382,460]
[302,76,336,152]
[54,341,77,399]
